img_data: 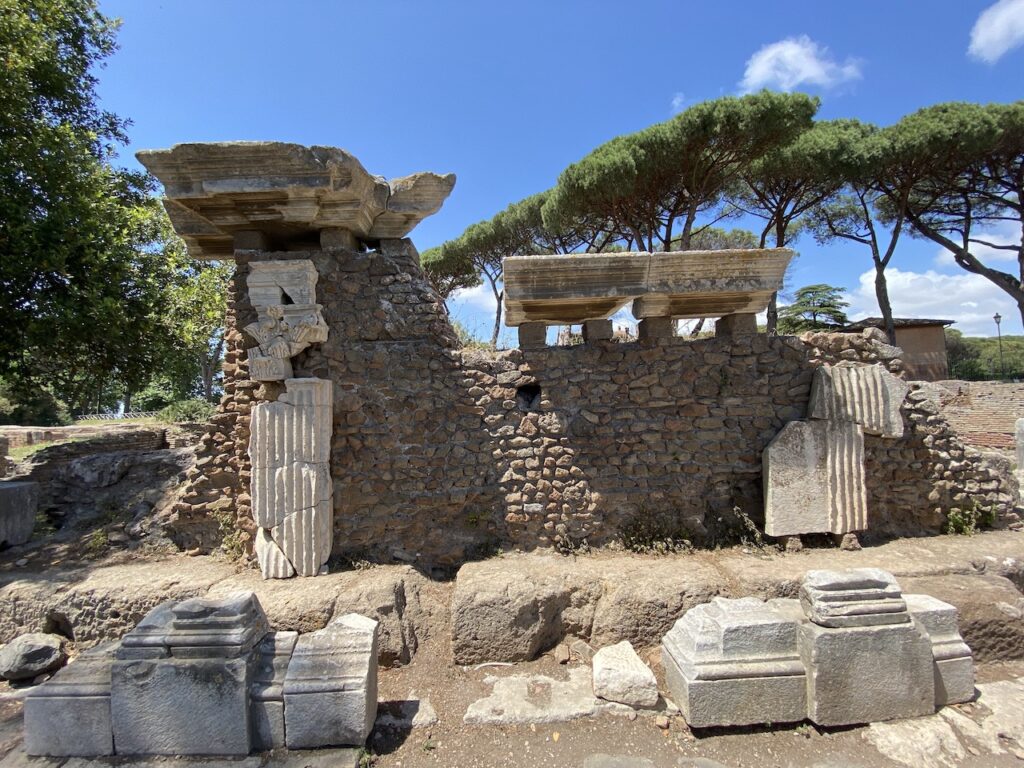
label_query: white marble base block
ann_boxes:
[905,593,975,706]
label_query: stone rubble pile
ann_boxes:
[23,592,378,757]
[661,568,974,729]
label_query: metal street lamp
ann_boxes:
[994,313,1004,379]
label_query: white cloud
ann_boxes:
[846,266,1021,336]
[739,35,861,93]
[932,221,1020,268]
[670,92,686,114]
[969,0,1024,63]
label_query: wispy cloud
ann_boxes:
[846,266,1021,336]
[670,92,686,115]
[969,0,1024,63]
[739,35,861,93]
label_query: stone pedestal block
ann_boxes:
[715,313,757,338]
[905,593,975,706]
[283,613,379,749]
[321,227,360,251]
[250,631,298,751]
[808,363,909,438]
[24,643,116,757]
[799,620,935,726]
[582,319,613,343]
[800,568,907,628]
[763,420,866,537]
[518,322,547,350]
[637,316,674,342]
[111,657,252,755]
[0,481,38,547]
[661,597,806,728]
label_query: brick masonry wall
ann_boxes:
[931,380,1024,453]
[167,243,1020,565]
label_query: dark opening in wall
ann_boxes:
[516,382,542,411]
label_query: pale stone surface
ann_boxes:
[808,363,909,439]
[1017,417,1024,470]
[800,568,908,628]
[255,528,295,580]
[250,378,333,577]
[136,142,455,259]
[799,569,934,726]
[0,481,37,547]
[763,420,866,537]
[591,641,658,708]
[502,249,793,326]
[661,597,806,728]
[111,656,252,755]
[904,593,975,706]
[0,632,65,680]
[250,631,298,751]
[23,643,115,757]
[464,667,602,725]
[714,312,757,338]
[283,613,379,748]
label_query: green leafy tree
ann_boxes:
[736,119,866,333]
[808,123,909,345]
[0,0,175,415]
[875,102,1024,326]
[423,191,609,346]
[777,284,849,334]
[542,91,819,252]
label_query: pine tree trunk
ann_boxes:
[874,262,897,345]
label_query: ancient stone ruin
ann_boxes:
[132,140,1016,574]
[661,568,974,729]
[23,593,378,756]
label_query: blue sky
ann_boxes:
[97,0,1024,345]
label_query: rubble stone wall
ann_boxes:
[167,246,1020,565]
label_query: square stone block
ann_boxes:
[518,322,547,350]
[283,614,378,749]
[582,319,613,342]
[664,661,807,728]
[250,630,297,751]
[637,316,674,342]
[661,597,806,728]
[251,699,285,752]
[111,657,252,755]
[25,695,113,756]
[800,619,935,726]
[715,313,757,338]
[24,643,115,757]
[0,481,38,547]
[905,593,975,706]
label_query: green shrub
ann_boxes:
[0,379,71,426]
[158,399,215,424]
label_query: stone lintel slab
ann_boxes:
[137,142,455,259]
[502,248,793,326]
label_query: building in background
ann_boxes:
[843,318,953,381]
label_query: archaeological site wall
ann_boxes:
[168,241,1018,566]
